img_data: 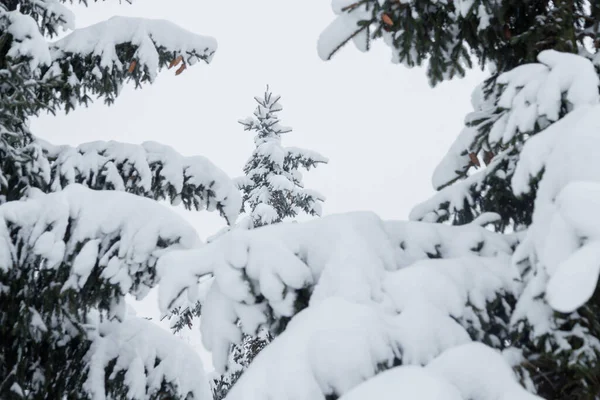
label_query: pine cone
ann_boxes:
[169,55,184,69]
[483,151,494,166]
[175,63,187,76]
[382,13,394,27]
[127,60,137,73]
[469,152,481,168]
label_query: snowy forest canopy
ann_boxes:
[1,1,600,400]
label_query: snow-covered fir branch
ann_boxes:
[41,139,241,225]
[0,185,211,398]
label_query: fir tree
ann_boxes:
[238,87,328,228]
[320,0,600,398]
[211,87,328,399]
[0,1,240,398]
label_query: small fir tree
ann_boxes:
[211,87,328,399]
[238,87,328,228]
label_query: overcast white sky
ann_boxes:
[31,0,488,369]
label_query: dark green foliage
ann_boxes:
[211,333,272,400]
[169,301,203,334]
[0,22,57,202]
[325,0,599,85]
[44,42,213,113]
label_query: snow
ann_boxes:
[251,203,279,224]
[3,8,218,83]
[409,153,505,223]
[412,51,600,225]
[238,88,327,228]
[221,296,532,400]
[427,343,541,400]
[85,316,211,400]
[155,210,526,398]
[546,237,600,313]
[51,16,217,81]
[318,0,493,69]
[429,50,598,192]
[267,174,295,191]
[26,0,76,33]
[430,126,479,191]
[225,297,404,400]
[317,0,373,61]
[340,343,541,400]
[513,105,600,313]
[389,212,515,262]
[340,366,463,400]
[384,256,519,322]
[67,238,101,290]
[0,184,200,298]
[286,146,330,166]
[29,307,48,333]
[1,9,51,68]
[318,13,369,61]
[41,139,241,224]
[158,210,515,317]
[0,184,217,398]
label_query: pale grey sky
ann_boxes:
[32,0,487,369]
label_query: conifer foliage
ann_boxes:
[318,0,600,86]
[211,88,327,399]
[238,87,328,228]
[0,1,239,398]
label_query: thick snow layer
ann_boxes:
[428,50,599,192]
[339,366,463,400]
[318,2,371,61]
[157,212,515,319]
[340,343,541,400]
[156,212,525,398]
[224,297,404,400]
[0,184,200,299]
[427,343,542,400]
[224,297,483,400]
[85,316,211,400]
[223,297,533,400]
[41,139,241,224]
[384,255,520,326]
[1,10,216,84]
[385,217,515,263]
[1,9,52,68]
[51,16,217,81]
[513,105,600,313]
